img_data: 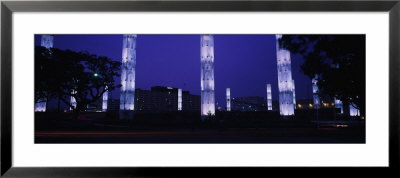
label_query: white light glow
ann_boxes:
[102,86,108,112]
[312,75,320,109]
[276,35,295,116]
[226,88,231,111]
[200,35,215,117]
[266,84,272,111]
[178,88,182,111]
[292,80,296,109]
[34,35,54,112]
[70,90,76,111]
[350,104,360,116]
[334,97,343,114]
[120,35,136,117]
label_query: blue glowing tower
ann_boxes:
[312,75,320,109]
[102,86,108,112]
[120,35,137,120]
[292,80,296,109]
[266,84,272,111]
[35,35,54,112]
[334,97,343,114]
[200,35,215,117]
[70,90,77,111]
[226,88,231,111]
[275,35,295,116]
[178,88,182,111]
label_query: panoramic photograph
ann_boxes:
[34,34,365,143]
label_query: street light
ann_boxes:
[93,73,99,77]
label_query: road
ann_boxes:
[35,128,365,143]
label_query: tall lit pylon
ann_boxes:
[312,75,320,109]
[275,35,295,116]
[292,80,296,109]
[35,35,54,112]
[120,35,137,120]
[200,35,215,117]
[334,97,343,114]
[102,86,108,112]
[266,84,272,111]
[70,90,77,111]
[178,88,182,111]
[40,35,54,49]
[226,88,231,111]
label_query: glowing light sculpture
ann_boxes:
[266,84,272,111]
[292,80,296,109]
[334,97,343,114]
[35,35,54,112]
[102,86,108,112]
[200,35,215,117]
[350,104,360,116]
[120,35,137,120]
[275,35,295,116]
[40,35,54,49]
[178,88,182,111]
[70,90,77,111]
[312,75,321,109]
[226,88,231,111]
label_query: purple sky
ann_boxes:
[35,34,313,108]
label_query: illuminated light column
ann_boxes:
[312,75,320,109]
[334,97,343,114]
[178,88,182,111]
[292,80,296,109]
[200,35,215,117]
[40,35,54,49]
[266,84,272,111]
[349,104,360,116]
[70,90,77,111]
[120,35,137,120]
[35,35,54,112]
[102,86,108,112]
[275,35,295,116]
[226,88,231,111]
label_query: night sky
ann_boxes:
[35,34,313,109]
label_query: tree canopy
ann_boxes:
[35,46,121,116]
[279,35,365,116]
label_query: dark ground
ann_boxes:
[35,112,365,144]
[35,128,365,143]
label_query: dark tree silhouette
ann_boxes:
[35,46,54,104]
[279,35,365,117]
[35,46,121,118]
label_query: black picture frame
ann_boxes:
[1,0,399,177]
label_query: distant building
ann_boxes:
[150,86,178,112]
[135,89,152,111]
[108,99,120,111]
[96,86,200,112]
[232,96,266,111]
[295,99,314,110]
[135,86,200,112]
[183,91,201,111]
[296,98,336,110]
